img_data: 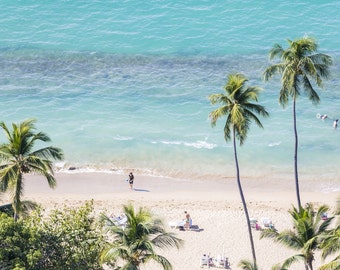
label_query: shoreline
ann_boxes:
[21,171,340,199]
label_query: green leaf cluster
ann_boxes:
[260,203,338,270]
[0,201,106,270]
[0,212,39,269]
[100,203,183,270]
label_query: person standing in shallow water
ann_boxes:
[333,119,338,129]
[128,172,134,190]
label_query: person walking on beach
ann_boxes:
[128,172,134,190]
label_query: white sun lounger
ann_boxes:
[261,217,274,228]
[110,214,128,227]
[169,219,193,229]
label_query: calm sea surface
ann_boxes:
[0,1,339,191]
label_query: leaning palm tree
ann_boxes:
[0,119,64,220]
[261,204,333,270]
[100,203,183,270]
[209,73,269,265]
[263,36,332,209]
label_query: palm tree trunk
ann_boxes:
[233,127,257,264]
[292,97,301,209]
[307,257,314,270]
[304,262,310,270]
[13,173,23,221]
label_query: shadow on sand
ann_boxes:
[133,188,150,192]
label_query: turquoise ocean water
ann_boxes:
[0,1,339,190]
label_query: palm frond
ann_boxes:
[319,225,340,259]
[270,263,288,270]
[146,254,173,270]
[318,259,340,270]
[0,164,20,191]
[301,75,320,104]
[268,43,284,60]
[263,64,285,81]
[260,227,279,239]
[281,254,305,269]
[238,259,258,270]
[101,204,182,269]
[151,232,183,249]
[31,146,64,161]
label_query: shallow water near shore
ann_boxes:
[0,1,339,189]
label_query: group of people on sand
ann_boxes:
[319,114,338,128]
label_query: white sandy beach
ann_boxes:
[1,172,339,270]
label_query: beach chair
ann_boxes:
[261,217,274,228]
[214,255,229,268]
[200,254,213,268]
[249,218,257,228]
[170,219,194,230]
[168,220,185,230]
[168,220,179,229]
[110,214,128,228]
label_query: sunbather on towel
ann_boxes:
[184,211,191,230]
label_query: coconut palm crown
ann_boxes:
[261,204,334,270]
[0,119,64,220]
[100,203,183,270]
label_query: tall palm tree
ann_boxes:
[100,203,183,270]
[0,119,64,220]
[209,73,269,265]
[263,36,332,209]
[261,204,334,270]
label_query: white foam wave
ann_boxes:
[268,141,281,147]
[161,140,216,149]
[55,163,126,175]
[113,135,133,141]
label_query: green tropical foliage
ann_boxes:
[0,119,64,220]
[0,201,106,269]
[261,204,334,270]
[209,73,269,265]
[238,259,286,270]
[238,259,259,270]
[0,212,39,269]
[32,200,105,269]
[263,36,332,209]
[318,197,340,270]
[318,225,340,270]
[100,203,183,270]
